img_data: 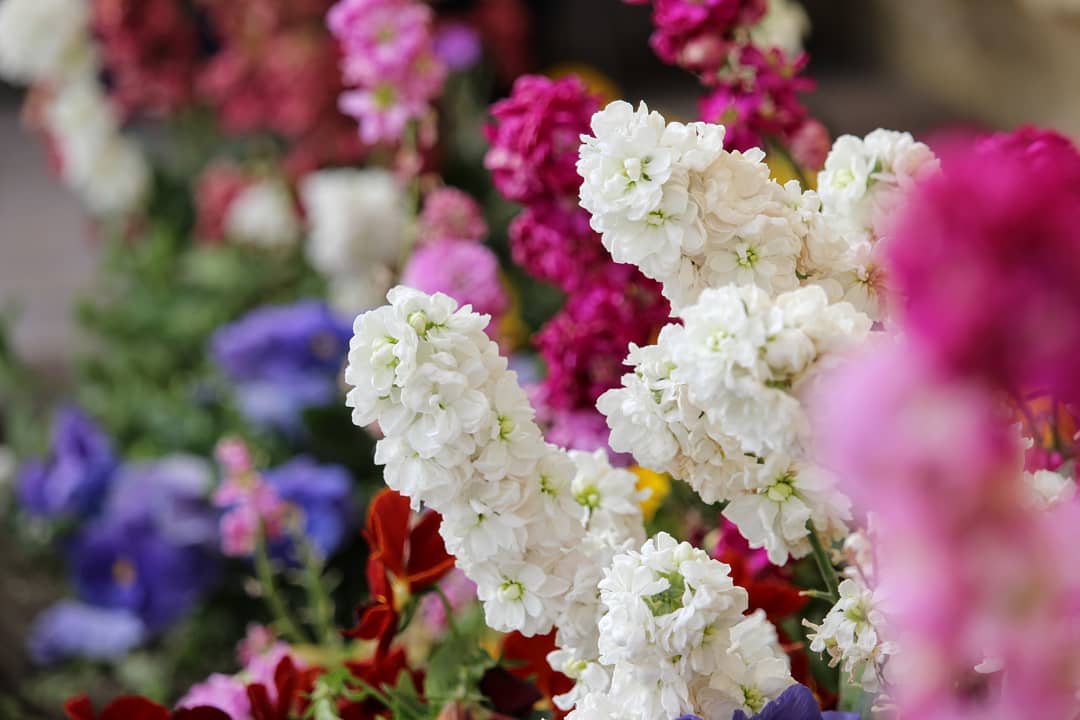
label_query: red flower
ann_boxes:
[500,631,573,717]
[344,490,455,658]
[246,656,322,720]
[341,646,423,720]
[64,696,230,720]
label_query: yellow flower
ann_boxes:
[632,466,671,522]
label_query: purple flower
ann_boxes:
[69,461,219,633]
[17,406,117,519]
[263,457,354,559]
[672,684,859,720]
[27,601,146,665]
[433,22,483,71]
[211,300,351,433]
[401,239,509,332]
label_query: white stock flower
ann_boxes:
[707,610,794,716]
[472,559,569,635]
[805,577,893,691]
[301,169,405,314]
[570,449,647,545]
[1024,469,1077,509]
[0,0,89,83]
[723,456,851,565]
[224,180,301,249]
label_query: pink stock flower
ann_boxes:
[418,568,477,633]
[236,624,277,666]
[888,127,1080,405]
[534,269,668,411]
[401,239,508,334]
[788,118,831,172]
[328,0,446,146]
[418,187,488,244]
[649,0,764,72]
[212,439,290,558]
[484,74,599,204]
[92,0,199,117]
[508,200,609,293]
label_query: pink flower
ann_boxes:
[534,269,669,411]
[789,118,831,172]
[536,404,632,466]
[649,0,764,72]
[236,624,277,666]
[212,439,290,558]
[419,187,488,244]
[484,74,599,204]
[418,568,476,633]
[887,128,1080,404]
[178,673,250,718]
[508,200,609,293]
[401,239,509,333]
[92,0,200,117]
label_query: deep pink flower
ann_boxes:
[789,118,831,172]
[534,270,669,411]
[419,187,488,244]
[484,74,599,204]
[508,200,609,293]
[888,127,1080,404]
[649,0,765,72]
[401,239,508,333]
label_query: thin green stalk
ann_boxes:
[806,521,840,602]
[397,120,423,270]
[298,538,338,648]
[254,527,307,645]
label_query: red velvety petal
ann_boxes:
[63,697,96,720]
[100,697,171,720]
[343,599,398,658]
[365,490,412,579]
[405,510,455,592]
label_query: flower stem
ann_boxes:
[807,521,840,602]
[299,538,339,648]
[254,527,307,645]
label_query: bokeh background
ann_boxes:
[1,0,1079,710]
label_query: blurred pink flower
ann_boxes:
[508,200,609,294]
[419,187,488,244]
[401,239,508,335]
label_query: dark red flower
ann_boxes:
[342,646,422,720]
[246,656,322,720]
[64,696,230,720]
[500,631,573,716]
[344,490,455,657]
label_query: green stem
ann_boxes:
[397,120,423,271]
[807,521,840,602]
[299,538,338,648]
[254,527,307,645]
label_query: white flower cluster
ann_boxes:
[805,577,894,692]
[0,0,149,215]
[564,533,793,720]
[579,100,806,312]
[301,169,407,315]
[813,130,940,320]
[344,286,644,665]
[600,283,866,565]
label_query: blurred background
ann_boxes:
[2,0,1079,714]
[9,0,1080,382]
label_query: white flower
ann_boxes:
[1024,469,1077,509]
[224,180,301,249]
[0,0,89,83]
[818,130,939,240]
[570,449,646,546]
[749,0,810,56]
[805,577,893,691]
[472,560,569,635]
[78,136,150,216]
[579,100,675,222]
[709,610,794,716]
[301,169,405,313]
[723,456,851,565]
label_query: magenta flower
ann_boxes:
[401,239,509,333]
[508,200,610,293]
[484,74,599,204]
[888,127,1080,404]
[649,0,764,72]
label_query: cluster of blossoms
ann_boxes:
[580,100,937,321]
[328,0,446,146]
[804,577,893,692]
[625,0,823,160]
[599,282,865,565]
[485,75,669,455]
[402,187,510,342]
[566,533,794,719]
[811,128,1080,718]
[346,288,803,719]
[345,287,644,645]
[0,0,149,214]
